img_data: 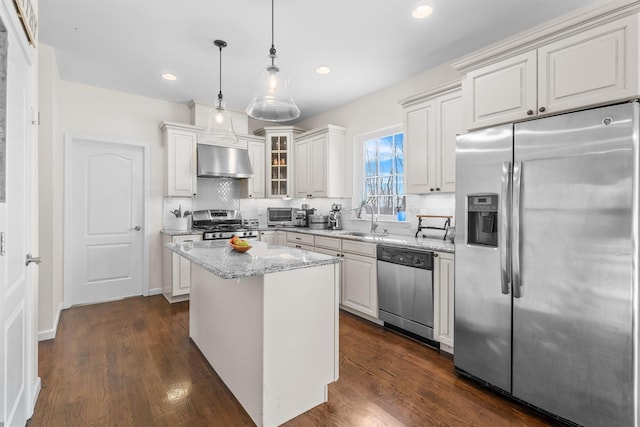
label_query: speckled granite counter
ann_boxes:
[165,239,341,279]
[262,227,455,253]
[161,229,201,237]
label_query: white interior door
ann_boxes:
[65,137,144,307]
[1,22,37,427]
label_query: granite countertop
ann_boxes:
[165,240,341,279]
[161,229,202,236]
[262,227,455,253]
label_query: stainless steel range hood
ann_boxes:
[197,144,253,178]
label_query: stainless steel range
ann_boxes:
[192,209,258,240]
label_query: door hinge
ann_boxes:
[0,232,5,256]
[31,109,39,125]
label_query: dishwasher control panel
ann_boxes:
[377,245,433,270]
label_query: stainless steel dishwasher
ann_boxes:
[377,244,436,344]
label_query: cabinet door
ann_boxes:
[434,252,454,350]
[259,231,276,244]
[166,129,197,197]
[464,50,537,130]
[309,135,328,197]
[294,138,311,198]
[342,252,377,318]
[172,235,202,297]
[241,140,265,198]
[435,90,463,193]
[538,15,638,116]
[404,100,437,194]
[267,134,292,198]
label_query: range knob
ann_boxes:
[217,233,224,239]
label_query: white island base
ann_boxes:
[189,262,340,427]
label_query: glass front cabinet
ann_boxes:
[256,126,305,198]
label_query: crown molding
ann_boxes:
[452,0,640,74]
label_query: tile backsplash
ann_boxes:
[165,177,456,238]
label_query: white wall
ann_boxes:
[37,44,63,339]
[37,44,191,337]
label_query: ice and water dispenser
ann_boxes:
[467,194,498,247]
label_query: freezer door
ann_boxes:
[454,124,513,392]
[512,102,636,426]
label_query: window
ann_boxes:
[359,126,405,219]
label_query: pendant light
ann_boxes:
[199,39,239,145]
[246,0,300,122]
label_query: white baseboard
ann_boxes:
[31,376,41,414]
[38,302,63,341]
[147,287,162,296]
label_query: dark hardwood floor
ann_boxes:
[28,295,563,426]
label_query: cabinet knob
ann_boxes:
[249,195,253,198]
[435,187,440,191]
[526,110,534,116]
[539,106,546,113]
[430,188,434,192]
[434,253,439,257]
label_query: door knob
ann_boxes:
[26,253,41,266]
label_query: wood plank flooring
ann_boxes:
[28,295,563,426]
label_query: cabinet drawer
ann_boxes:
[286,232,315,246]
[173,234,202,244]
[286,241,314,252]
[342,240,376,257]
[315,236,342,251]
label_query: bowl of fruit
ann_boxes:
[229,236,252,253]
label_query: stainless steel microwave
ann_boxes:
[267,207,299,226]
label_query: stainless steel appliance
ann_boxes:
[377,245,435,343]
[197,144,253,178]
[455,102,638,427]
[328,204,343,230]
[192,209,258,240]
[308,214,329,230]
[267,207,298,227]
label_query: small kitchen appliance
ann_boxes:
[308,214,329,230]
[267,207,298,227]
[328,204,343,230]
[192,209,258,240]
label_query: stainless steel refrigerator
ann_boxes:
[454,101,637,427]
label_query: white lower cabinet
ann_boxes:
[286,231,315,251]
[341,241,378,319]
[162,233,203,303]
[433,251,455,352]
[259,230,287,245]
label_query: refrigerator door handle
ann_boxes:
[512,161,523,298]
[500,161,511,295]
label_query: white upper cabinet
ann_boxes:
[401,82,462,194]
[239,134,266,199]
[460,13,639,130]
[256,126,306,198]
[294,125,347,199]
[162,122,198,197]
[463,51,537,130]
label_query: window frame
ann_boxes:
[354,124,405,222]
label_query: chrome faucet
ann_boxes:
[364,204,378,234]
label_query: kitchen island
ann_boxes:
[165,240,341,427]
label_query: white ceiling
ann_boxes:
[39,0,608,122]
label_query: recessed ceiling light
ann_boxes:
[162,73,177,81]
[316,66,331,75]
[412,5,433,19]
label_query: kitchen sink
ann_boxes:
[339,231,377,237]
